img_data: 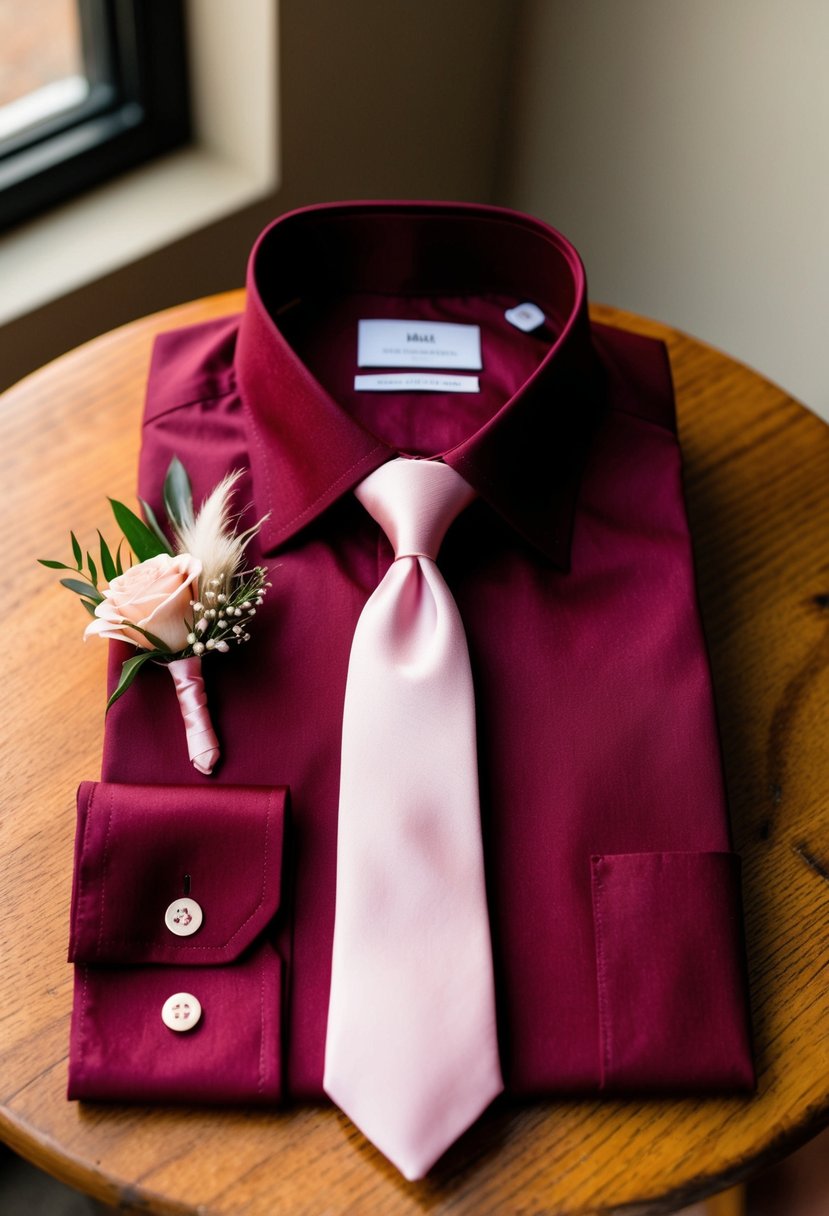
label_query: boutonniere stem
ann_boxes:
[168,657,220,776]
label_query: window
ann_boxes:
[0,0,190,231]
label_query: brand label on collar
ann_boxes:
[354,373,480,393]
[357,319,482,370]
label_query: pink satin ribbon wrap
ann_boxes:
[168,657,220,775]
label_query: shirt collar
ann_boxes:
[236,200,606,569]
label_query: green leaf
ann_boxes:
[163,456,194,531]
[140,498,174,555]
[38,558,76,570]
[106,651,159,712]
[114,541,124,576]
[80,599,98,617]
[70,532,82,567]
[118,619,173,652]
[109,498,168,562]
[86,552,98,587]
[97,532,117,582]
[60,577,104,602]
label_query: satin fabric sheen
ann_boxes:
[168,657,220,775]
[324,459,503,1179]
[70,202,754,1112]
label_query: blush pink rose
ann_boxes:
[84,553,202,652]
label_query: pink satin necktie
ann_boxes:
[324,457,504,1180]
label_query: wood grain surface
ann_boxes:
[1,292,827,1215]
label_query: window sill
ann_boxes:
[0,146,273,325]
[0,0,278,327]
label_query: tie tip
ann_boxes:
[325,1070,504,1181]
[400,1162,428,1183]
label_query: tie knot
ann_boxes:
[355,458,476,561]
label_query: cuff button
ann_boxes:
[161,992,202,1032]
[164,898,203,936]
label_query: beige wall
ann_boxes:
[0,0,516,391]
[5,0,828,424]
[499,0,829,419]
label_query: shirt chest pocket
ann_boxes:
[590,850,755,1092]
[67,781,289,1104]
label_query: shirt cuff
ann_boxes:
[67,780,289,1104]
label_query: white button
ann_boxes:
[504,301,546,332]
[164,898,203,936]
[161,992,202,1032]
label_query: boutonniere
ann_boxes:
[39,458,269,775]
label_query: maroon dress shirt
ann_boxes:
[68,201,754,1105]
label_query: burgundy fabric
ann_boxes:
[86,200,753,1103]
[590,852,753,1091]
[69,946,283,1103]
[68,781,288,1102]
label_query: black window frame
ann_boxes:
[0,0,190,232]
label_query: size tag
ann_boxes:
[358,319,482,370]
[505,301,546,332]
[355,373,480,393]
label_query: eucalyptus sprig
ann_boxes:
[37,528,125,617]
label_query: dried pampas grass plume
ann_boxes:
[173,470,264,594]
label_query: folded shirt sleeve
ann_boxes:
[67,781,289,1104]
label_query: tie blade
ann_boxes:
[324,1060,503,1181]
[327,454,502,1181]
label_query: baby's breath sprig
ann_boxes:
[186,566,271,656]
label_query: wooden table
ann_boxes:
[1,294,828,1216]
